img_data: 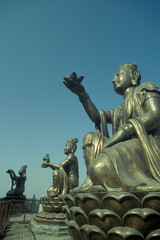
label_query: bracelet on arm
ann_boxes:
[79,93,90,103]
[121,123,134,138]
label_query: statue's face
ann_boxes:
[64,141,72,154]
[112,66,133,95]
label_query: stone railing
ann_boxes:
[0,200,12,237]
[10,199,39,215]
[0,198,40,237]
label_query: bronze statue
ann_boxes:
[6,165,27,199]
[63,63,160,192]
[42,138,79,196]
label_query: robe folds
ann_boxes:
[93,82,160,191]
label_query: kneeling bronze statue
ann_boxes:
[63,64,160,240]
[6,165,27,199]
[63,63,160,192]
[42,137,79,197]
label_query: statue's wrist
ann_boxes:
[79,92,90,103]
[122,123,134,137]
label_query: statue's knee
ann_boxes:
[88,153,109,179]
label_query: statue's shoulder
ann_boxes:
[135,82,160,104]
[137,81,160,92]
[68,153,77,161]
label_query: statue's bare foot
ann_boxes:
[48,191,58,197]
[70,184,105,193]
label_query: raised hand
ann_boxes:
[43,154,50,162]
[63,72,85,96]
[41,162,49,168]
[42,154,50,168]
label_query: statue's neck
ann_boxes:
[123,86,135,99]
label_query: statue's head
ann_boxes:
[19,165,27,176]
[112,63,141,95]
[64,138,78,154]
[82,132,108,169]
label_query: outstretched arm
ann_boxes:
[41,162,60,170]
[63,73,111,125]
[6,169,16,180]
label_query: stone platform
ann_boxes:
[30,219,69,237]
[3,213,72,240]
[29,211,69,237]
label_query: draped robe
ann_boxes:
[89,82,160,192]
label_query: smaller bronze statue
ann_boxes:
[6,165,27,199]
[42,138,79,196]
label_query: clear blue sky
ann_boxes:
[0,0,160,199]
